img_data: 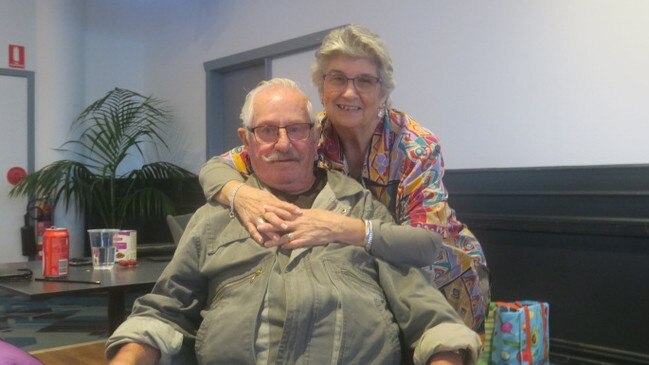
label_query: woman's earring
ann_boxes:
[378,106,386,119]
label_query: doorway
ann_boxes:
[206,61,266,156]
[203,27,337,159]
[0,68,35,263]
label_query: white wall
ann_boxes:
[6,0,647,171]
[416,1,649,169]
[1,0,89,259]
[83,0,145,104]
[0,1,36,70]
[123,0,649,171]
[2,0,649,258]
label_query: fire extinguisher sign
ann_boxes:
[9,44,25,69]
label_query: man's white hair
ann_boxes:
[240,78,316,128]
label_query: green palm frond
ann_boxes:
[117,187,176,225]
[9,88,196,228]
[61,88,171,175]
[126,162,196,180]
[9,160,95,214]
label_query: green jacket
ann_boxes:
[107,170,480,364]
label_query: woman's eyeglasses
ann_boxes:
[248,123,314,144]
[323,71,381,93]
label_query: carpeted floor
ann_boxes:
[0,287,142,351]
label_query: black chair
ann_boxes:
[166,213,194,246]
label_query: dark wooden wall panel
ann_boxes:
[444,164,649,364]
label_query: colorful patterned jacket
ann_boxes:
[318,109,489,333]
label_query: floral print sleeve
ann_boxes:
[198,146,252,201]
[395,120,486,266]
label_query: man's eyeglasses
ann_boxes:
[248,123,314,144]
[323,71,381,93]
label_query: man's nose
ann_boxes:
[274,129,291,151]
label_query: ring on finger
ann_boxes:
[255,217,266,227]
[287,233,294,241]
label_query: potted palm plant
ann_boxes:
[9,88,197,230]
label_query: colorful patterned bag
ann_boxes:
[489,301,550,365]
[477,302,497,365]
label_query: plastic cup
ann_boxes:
[87,229,119,269]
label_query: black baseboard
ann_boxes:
[551,338,649,365]
[444,164,649,362]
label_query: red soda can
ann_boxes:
[42,227,70,277]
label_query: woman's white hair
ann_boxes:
[240,78,316,128]
[311,25,395,102]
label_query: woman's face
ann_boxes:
[321,56,386,132]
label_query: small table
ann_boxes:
[0,259,169,333]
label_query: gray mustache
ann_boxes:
[262,151,300,162]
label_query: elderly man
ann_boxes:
[106,79,481,365]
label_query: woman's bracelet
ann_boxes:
[363,219,374,253]
[229,182,246,218]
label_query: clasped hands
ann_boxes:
[233,185,351,249]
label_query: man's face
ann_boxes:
[239,86,319,194]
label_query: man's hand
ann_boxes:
[108,342,161,365]
[218,181,302,244]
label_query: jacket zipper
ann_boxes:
[213,268,263,302]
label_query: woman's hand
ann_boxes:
[223,182,301,244]
[262,208,365,249]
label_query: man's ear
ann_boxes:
[238,128,249,145]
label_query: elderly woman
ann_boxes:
[199,25,489,333]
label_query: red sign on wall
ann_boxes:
[8,44,25,69]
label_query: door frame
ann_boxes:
[0,68,35,173]
[203,27,338,158]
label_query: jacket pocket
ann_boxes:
[323,259,401,361]
[195,267,264,363]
